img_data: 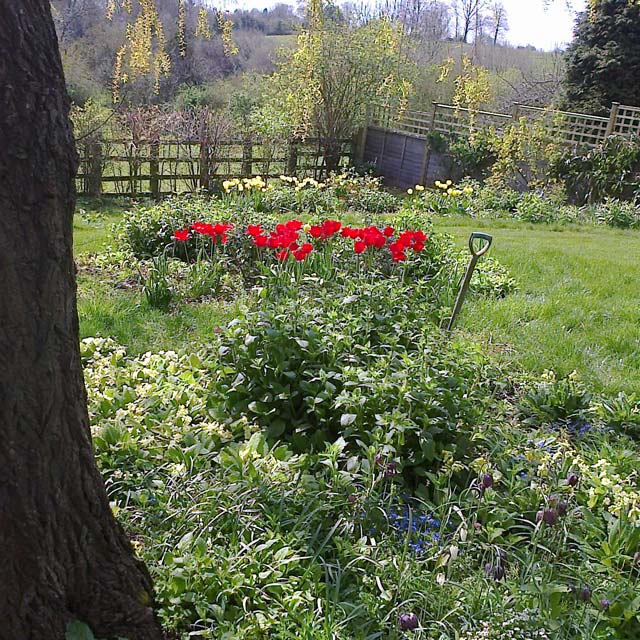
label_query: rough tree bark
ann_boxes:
[0,3,163,639]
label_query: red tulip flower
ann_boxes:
[173,229,190,242]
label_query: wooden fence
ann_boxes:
[368,101,640,150]
[76,138,354,198]
[359,100,640,188]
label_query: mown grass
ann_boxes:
[436,216,640,395]
[74,200,246,353]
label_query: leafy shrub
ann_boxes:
[346,186,401,214]
[448,128,498,180]
[470,181,520,216]
[549,135,640,204]
[118,195,234,258]
[258,182,340,215]
[518,370,594,429]
[212,283,493,477]
[514,192,559,224]
[595,198,640,229]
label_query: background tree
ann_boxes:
[452,0,485,42]
[563,0,640,114]
[0,1,163,638]
[268,7,413,173]
[487,1,508,44]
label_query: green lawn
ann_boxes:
[437,216,640,395]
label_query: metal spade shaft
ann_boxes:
[446,232,493,332]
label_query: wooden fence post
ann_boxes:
[149,141,160,200]
[511,102,521,122]
[199,140,210,192]
[286,141,298,176]
[606,102,621,137]
[355,105,371,165]
[241,140,253,177]
[419,102,438,185]
[87,141,103,197]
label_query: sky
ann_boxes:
[499,0,587,50]
[219,0,589,51]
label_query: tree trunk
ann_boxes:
[0,3,163,639]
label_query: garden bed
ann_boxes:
[74,178,640,639]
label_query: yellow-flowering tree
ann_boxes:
[107,0,236,101]
[268,8,413,174]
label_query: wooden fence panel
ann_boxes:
[360,100,640,189]
[76,138,353,197]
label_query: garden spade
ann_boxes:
[445,232,493,331]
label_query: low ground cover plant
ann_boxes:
[83,337,640,639]
[409,178,640,229]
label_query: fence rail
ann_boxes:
[368,100,640,151]
[75,138,354,198]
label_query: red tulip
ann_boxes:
[173,229,190,242]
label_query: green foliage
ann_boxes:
[404,182,474,217]
[82,334,640,639]
[212,283,493,478]
[259,182,340,215]
[346,186,401,214]
[597,393,640,439]
[470,180,520,215]
[518,370,594,428]
[489,116,561,190]
[76,193,640,640]
[549,136,640,204]
[514,192,560,224]
[267,17,413,171]
[141,255,173,310]
[563,0,640,114]
[118,195,221,259]
[448,128,498,180]
[595,198,640,229]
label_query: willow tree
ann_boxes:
[0,1,163,638]
[267,2,413,174]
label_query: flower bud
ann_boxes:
[600,598,611,611]
[567,472,579,487]
[399,612,419,631]
[492,564,505,581]
[481,473,494,489]
[558,501,568,517]
[543,508,558,526]
[580,586,592,602]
